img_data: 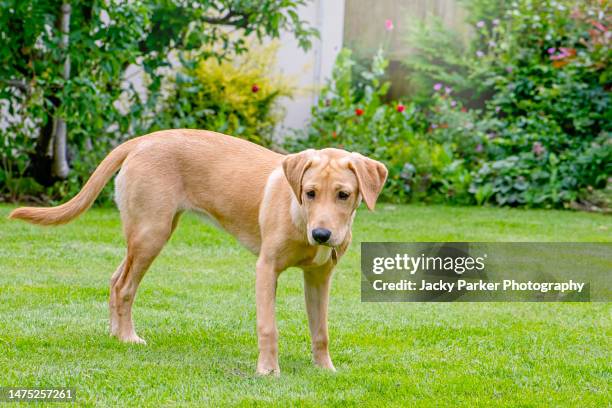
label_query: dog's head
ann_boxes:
[282,148,387,247]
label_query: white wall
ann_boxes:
[274,0,345,137]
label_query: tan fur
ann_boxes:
[8,129,387,376]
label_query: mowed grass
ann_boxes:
[0,203,610,407]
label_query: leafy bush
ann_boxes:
[467,0,611,208]
[406,0,611,209]
[151,42,293,147]
[286,49,474,204]
[402,0,507,106]
[403,18,484,106]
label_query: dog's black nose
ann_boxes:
[312,228,332,244]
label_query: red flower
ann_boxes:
[251,84,260,93]
[332,131,337,138]
[355,108,364,116]
[396,104,405,113]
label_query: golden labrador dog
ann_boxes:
[9,129,387,375]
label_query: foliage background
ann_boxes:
[0,0,610,210]
[289,0,611,210]
[0,0,314,204]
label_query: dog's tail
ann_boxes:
[8,138,139,226]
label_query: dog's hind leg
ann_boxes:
[109,210,179,344]
[109,258,126,337]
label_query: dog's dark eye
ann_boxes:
[306,190,316,199]
[338,191,350,200]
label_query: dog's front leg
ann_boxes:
[255,256,281,376]
[303,262,336,371]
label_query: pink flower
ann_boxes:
[492,19,500,26]
[355,108,364,116]
[251,84,260,93]
[450,100,457,107]
[476,50,485,58]
[547,47,556,54]
[550,47,575,61]
[476,20,485,28]
[385,19,394,31]
[445,86,452,94]
[433,83,443,91]
[396,104,405,113]
[475,144,483,153]
[532,142,545,156]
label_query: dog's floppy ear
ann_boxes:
[282,149,315,204]
[348,153,388,210]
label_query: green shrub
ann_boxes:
[151,42,293,147]
[403,17,485,106]
[286,49,475,204]
[407,0,610,208]
[402,0,507,106]
[467,0,611,208]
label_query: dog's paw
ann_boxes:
[256,353,280,376]
[117,333,147,345]
[318,363,336,372]
[256,364,280,377]
[256,368,280,377]
[314,357,336,372]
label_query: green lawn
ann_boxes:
[0,204,610,407]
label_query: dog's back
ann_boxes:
[9,129,282,230]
